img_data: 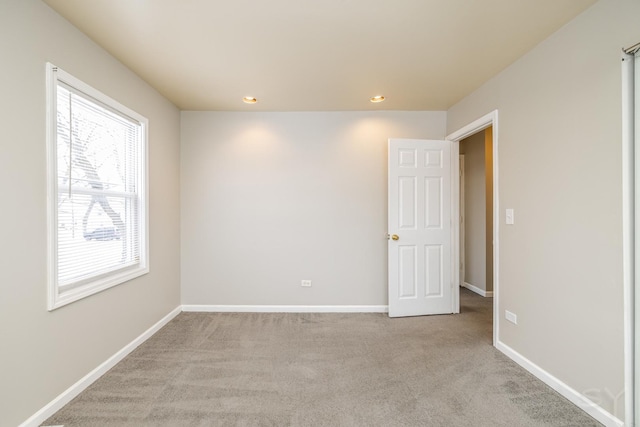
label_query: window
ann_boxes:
[46,63,148,310]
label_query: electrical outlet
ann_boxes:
[301,280,312,287]
[505,310,517,325]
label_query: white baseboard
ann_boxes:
[462,282,494,297]
[20,306,182,427]
[496,341,623,427]
[182,304,389,313]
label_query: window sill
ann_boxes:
[48,265,149,311]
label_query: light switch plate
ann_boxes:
[506,209,514,225]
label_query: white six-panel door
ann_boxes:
[388,139,453,317]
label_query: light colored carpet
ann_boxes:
[43,289,600,426]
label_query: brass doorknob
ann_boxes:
[391,234,399,241]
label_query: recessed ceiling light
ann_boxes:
[370,95,385,103]
[243,96,257,104]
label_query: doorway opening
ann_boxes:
[459,127,494,301]
[447,110,499,347]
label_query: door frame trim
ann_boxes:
[459,154,465,293]
[621,50,636,426]
[446,110,499,346]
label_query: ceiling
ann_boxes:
[42,0,596,111]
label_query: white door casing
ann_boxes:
[459,154,465,287]
[446,110,498,346]
[388,139,453,317]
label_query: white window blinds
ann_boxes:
[47,64,148,309]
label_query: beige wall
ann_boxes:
[181,111,446,306]
[447,0,639,419]
[460,132,488,291]
[0,1,181,425]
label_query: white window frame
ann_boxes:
[46,63,149,310]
